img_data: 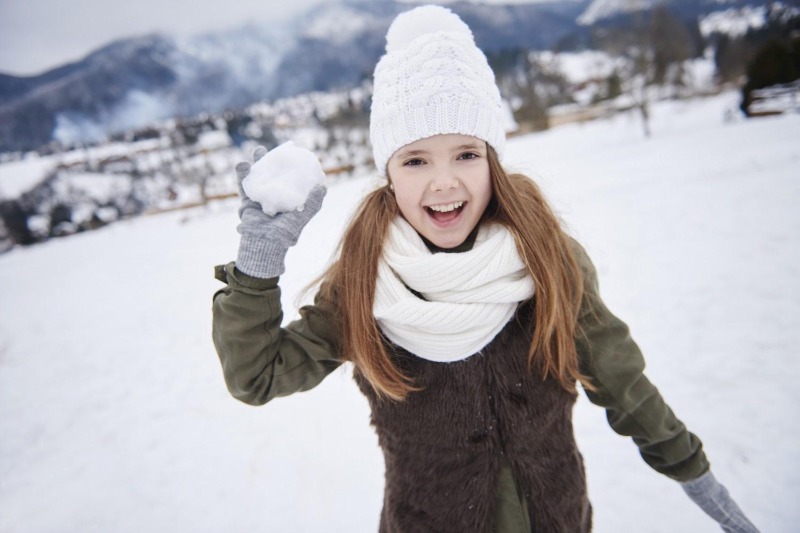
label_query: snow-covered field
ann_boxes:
[1,92,798,532]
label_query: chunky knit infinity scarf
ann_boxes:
[373,217,535,362]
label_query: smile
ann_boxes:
[425,201,466,223]
[426,201,464,213]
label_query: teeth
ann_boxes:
[428,201,463,213]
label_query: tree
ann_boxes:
[490,48,548,131]
[741,36,800,116]
[714,34,752,84]
[709,1,800,86]
[593,2,697,137]
[0,200,35,246]
[489,48,572,133]
[649,5,695,89]
[49,203,74,237]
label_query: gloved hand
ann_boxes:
[681,471,759,533]
[235,145,327,278]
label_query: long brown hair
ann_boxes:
[318,145,591,401]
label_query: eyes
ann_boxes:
[402,151,481,167]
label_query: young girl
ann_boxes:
[212,5,758,532]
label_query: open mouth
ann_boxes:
[425,201,465,223]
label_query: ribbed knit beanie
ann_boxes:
[369,5,506,177]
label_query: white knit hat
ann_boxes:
[369,5,506,177]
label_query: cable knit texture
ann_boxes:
[373,217,534,362]
[369,5,506,176]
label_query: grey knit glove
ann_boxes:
[235,146,327,278]
[681,471,759,533]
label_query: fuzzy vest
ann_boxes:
[354,300,592,533]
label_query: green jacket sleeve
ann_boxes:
[211,262,343,406]
[572,242,710,482]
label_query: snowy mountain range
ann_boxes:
[0,0,768,152]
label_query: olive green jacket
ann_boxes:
[211,243,709,532]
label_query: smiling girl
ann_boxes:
[212,5,758,532]
[388,134,492,249]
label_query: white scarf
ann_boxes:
[373,217,535,362]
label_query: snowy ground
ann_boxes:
[1,92,798,532]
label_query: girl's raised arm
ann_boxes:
[212,146,341,406]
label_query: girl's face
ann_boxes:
[387,134,492,249]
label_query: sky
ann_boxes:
[0,0,563,77]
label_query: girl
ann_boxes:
[212,5,758,532]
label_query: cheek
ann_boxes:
[479,178,493,206]
[390,174,423,210]
[393,187,419,220]
[466,166,492,206]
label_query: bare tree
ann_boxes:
[593,2,697,137]
[649,5,695,90]
[490,48,572,133]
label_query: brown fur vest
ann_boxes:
[354,300,591,532]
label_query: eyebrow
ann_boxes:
[454,143,485,152]
[396,143,485,159]
[397,149,428,158]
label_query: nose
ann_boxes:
[430,167,459,192]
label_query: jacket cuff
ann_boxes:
[215,262,278,291]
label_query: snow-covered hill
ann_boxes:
[577,0,763,25]
[699,6,762,37]
[578,0,657,25]
[0,93,798,531]
[0,25,292,153]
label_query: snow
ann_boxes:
[0,137,179,201]
[241,141,326,216]
[578,0,658,26]
[699,6,767,37]
[54,172,132,204]
[196,130,231,151]
[538,50,620,85]
[1,92,798,532]
[399,0,582,5]
[0,155,57,200]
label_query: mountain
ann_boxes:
[272,0,595,96]
[0,26,290,153]
[0,0,592,153]
[0,0,775,153]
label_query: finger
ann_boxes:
[236,161,252,181]
[308,184,327,201]
[304,184,328,213]
[253,145,268,163]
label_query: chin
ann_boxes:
[423,230,469,249]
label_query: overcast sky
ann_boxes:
[0,0,557,77]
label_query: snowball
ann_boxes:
[242,141,325,216]
[385,5,473,53]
